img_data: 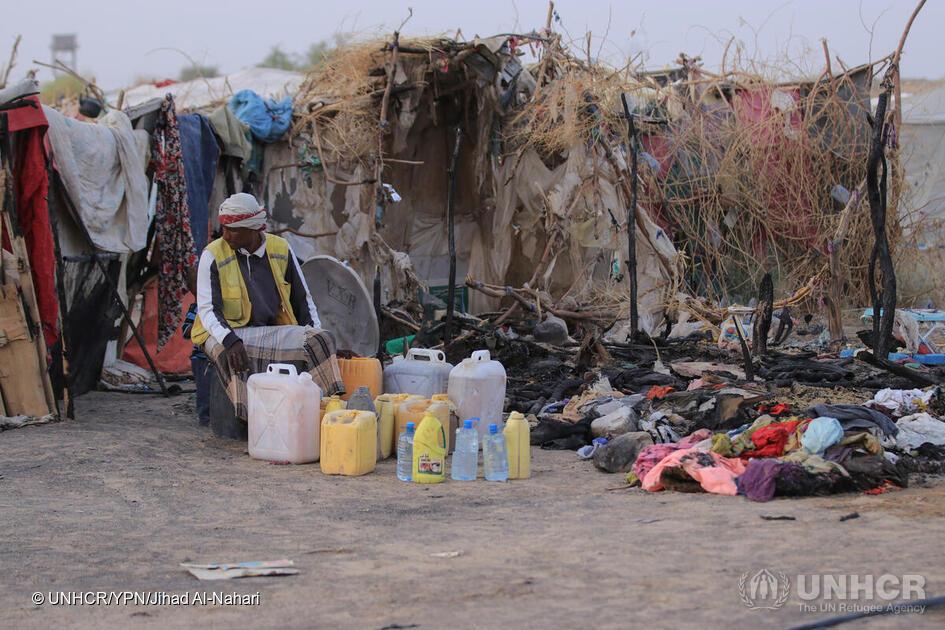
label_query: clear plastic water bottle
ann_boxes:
[397,422,415,482]
[451,418,479,481]
[483,423,508,482]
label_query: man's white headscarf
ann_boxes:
[218,193,267,230]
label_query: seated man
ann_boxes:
[191,192,344,421]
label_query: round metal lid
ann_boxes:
[300,255,379,357]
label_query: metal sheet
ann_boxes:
[301,256,378,357]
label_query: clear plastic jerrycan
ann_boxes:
[247,363,321,464]
[383,348,454,398]
[447,350,507,444]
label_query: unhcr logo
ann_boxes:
[739,569,927,612]
[739,569,790,610]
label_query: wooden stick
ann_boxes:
[268,226,337,239]
[0,35,21,90]
[820,39,832,77]
[826,180,866,342]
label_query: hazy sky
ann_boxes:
[3,0,941,90]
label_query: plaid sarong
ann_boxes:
[205,325,345,420]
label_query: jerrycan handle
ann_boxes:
[267,363,298,377]
[470,350,491,362]
[406,348,446,363]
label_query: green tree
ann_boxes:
[178,64,219,82]
[305,34,349,69]
[258,46,302,71]
[39,74,85,105]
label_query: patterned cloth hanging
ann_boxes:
[152,94,197,349]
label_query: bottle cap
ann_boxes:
[463,419,474,429]
[489,423,498,434]
[406,422,416,434]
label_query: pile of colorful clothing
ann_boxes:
[623,389,945,502]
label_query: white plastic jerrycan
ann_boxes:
[447,350,507,444]
[383,348,454,397]
[247,363,321,464]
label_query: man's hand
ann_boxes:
[225,340,251,377]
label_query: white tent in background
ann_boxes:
[116,67,303,111]
[898,85,945,305]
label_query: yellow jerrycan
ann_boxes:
[376,393,424,458]
[320,410,377,476]
[412,413,447,484]
[321,395,346,420]
[503,411,530,479]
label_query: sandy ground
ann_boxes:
[2,391,945,629]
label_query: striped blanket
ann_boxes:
[205,325,344,420]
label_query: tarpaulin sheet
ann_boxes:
[122,277,193,375]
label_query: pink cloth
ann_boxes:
[642,448,747,495]
[632,429,712,481]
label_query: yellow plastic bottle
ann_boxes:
[376,393,424,457]
[503,411,531,479]
[412,413,446,484]
[320,410,377,476]
[398,399,454,453]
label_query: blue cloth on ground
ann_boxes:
[228,90,293,143]
[177,114,219,251]
[801,416,844,454]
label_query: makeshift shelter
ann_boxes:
[279,36,681,339]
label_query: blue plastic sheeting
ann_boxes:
[228,90,292,143]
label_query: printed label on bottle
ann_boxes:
[418,454,443,475]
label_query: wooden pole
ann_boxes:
[755,272,773,356]
[826,180,866,342]
[444,126,463,345]
[47,189,74,419]
[620,93,639,337]
[867,84,895,360]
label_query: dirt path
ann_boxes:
[1,391,944,629]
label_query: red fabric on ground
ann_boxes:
[745,419,804,459]
[5,99,59,351]
[646,385,674,400]
[122,278,194,374]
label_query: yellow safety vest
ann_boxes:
[190,235,297,345]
